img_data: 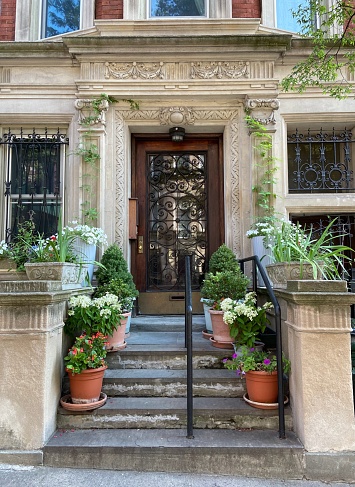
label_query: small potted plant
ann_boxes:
[223,346,291,408]
[200,269,249,348]
[96,244,139,334]
[220,292,273,349]
[0,239,16,279]
[62,332,108,410]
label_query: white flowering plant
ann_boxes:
[64,293,123,337]
[64,221,108,247]
[0,240,12,259]
[220,292,273,348]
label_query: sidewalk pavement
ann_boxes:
[0,465,354,487]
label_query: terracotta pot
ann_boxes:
[245,370,278,404]
[106,312,130,350]
[67,365,107,404]
[209,309,233,344]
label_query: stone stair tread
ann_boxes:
[58,396,291,416]
[104,369,237,379]
[46,428,302,449]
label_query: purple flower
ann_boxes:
[250,347,255,352]
[232,353,238,359]
[263,358,271,365]
[222,358,228,363]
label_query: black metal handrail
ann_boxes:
[185,255,194,439]
[239,255,286,439]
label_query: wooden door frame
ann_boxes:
[131,133,224,303]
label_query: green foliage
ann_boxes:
[282,1,355,99]
[220,293,272,348]
[64,293,123,338]
[10,220,37,271]
[264,218,352,279]
[96,244,136,288]
[64,332,108,375]
[245,116,278,219]
[94,278,139,312]
[208,244,240,274]
[200,270,249,309]
[223,346,291,376]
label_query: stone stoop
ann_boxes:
[44,315,302,478]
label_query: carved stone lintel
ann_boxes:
[191,61,249,79]
[244,98,280,125]
[105,62,165,80]
[75,98,109,126]
[159,107,195,126]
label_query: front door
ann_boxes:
[132,135,224,314]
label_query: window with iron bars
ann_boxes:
[0,128,68,241]
[288,127,355,193]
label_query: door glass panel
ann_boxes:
[150,0,206,17]
[147,152,207,291]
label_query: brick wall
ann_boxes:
[96,0,123,19]
[232,0,261,18]
[0,0,16,41]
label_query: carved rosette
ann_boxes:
[191,61,249,79]
[244,98,280,125]
[75,98,109,126]
[105,62,165,80]
[159,107,195,126]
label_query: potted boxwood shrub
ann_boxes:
[95,244,139,334]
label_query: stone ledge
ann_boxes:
[0,450,43,466]
[305,451,355,483]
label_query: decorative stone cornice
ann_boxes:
[244,98,280,125]
[105,61,165,80]
[191,61,249,79]
[159,107,195,126]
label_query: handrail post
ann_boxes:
[238,255,286,439]
[185,255,194,439]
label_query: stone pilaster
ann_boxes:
[276,280,355,452]
[0,281,72,451]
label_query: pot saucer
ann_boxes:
[106,341,127,352]
[209,337,234,349]
[202,329,213,340]
[243,393,289,410]
[60,392,107,411]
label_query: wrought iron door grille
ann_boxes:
[0,128,68,240]
[288,128,354,193]
[147,152,207,291]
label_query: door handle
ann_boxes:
[138,235,144,254]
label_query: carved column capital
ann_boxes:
[244,98,280,125]
[74,98,109,127]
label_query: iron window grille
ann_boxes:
[0,128,68,241]
[288,128,354,193]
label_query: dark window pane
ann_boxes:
[45,0,80,38]
[151,0,205,17]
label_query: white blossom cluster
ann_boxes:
[64,221,108,246]
[246,222,274,238]
[67,293,121,316]
[0,240,9,257]
[220,292,272,325]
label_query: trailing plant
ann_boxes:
[245,115,278,221]
[75,94,139,224]
[64,332,108,375]
[223,345,291,376]
[10,220,37,270]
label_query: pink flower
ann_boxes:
[263,358,271,365]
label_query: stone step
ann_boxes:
[57,396,293,431]
[130,315,206,332]
[102,368,245,397]
[43,428,304,479]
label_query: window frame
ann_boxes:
[148,0,209,19]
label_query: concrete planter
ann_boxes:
[266,262,323,289]
[24,262,88,290]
